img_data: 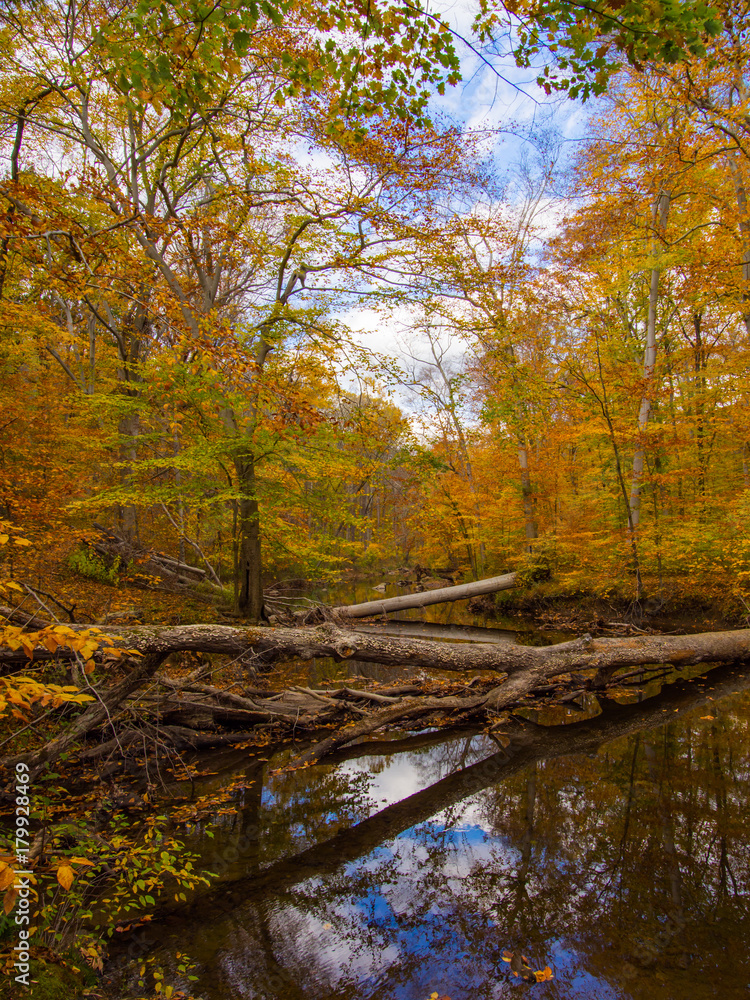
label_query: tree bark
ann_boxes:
[518,439,538,553]
[629,189,671,534]
[331,572,517,618]
[6,621,750,678]
[234,450,263,622]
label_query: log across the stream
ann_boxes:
[3,619,750,780]
[6,621,750,675]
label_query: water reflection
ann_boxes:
[115,664,750,1000]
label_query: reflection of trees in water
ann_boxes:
[476,707,750,998]
[127,671,750,1000]
[260,764,375,862]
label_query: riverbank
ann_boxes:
[466,575,747,634]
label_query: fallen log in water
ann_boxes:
[331,572,518,618]
[3,621,750,777]
[5,622,750,685]
[4,620,750,677]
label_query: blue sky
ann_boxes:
[337,0,599,414]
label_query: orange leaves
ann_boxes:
[56,857,94,891]
[0,622,145,718]
[3,886,19,915]
[0,859,36,915]
[0,862,15,893]
[502,949,554,983]
[0,676,95,720]
[0,623,140,664]
[56,864,74,890]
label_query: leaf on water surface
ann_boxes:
[534,966,554,982]
[503,949,551,982]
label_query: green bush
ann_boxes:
[67,547,120,586]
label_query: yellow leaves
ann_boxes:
[0,522,32,547]
[0,623,141,667]
[0,676,95,719]
[0,862,15,892]
[80,943,105,974]
[4,886,18,915]
[502,950,554,983]
[55,856,94,892]
[57,864,75,890]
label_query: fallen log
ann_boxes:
[282,686,497,769]
[4,622,750,779]
[331,572,518,618]
[5,622,750,679]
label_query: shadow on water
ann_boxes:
[110,660,750,1000]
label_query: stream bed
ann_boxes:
[109,597,750,1000]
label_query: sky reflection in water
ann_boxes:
[129,671,750,1000]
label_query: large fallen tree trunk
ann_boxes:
[4,622,750,677]
[331,572,518,618]
[4,622,750,779]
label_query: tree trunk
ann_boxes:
[234,450,263,622]
[332,572,518,618]
[7,621,750,679]
[726,140,750,337]
[518,439,538,552]
[629,189,671,533]
[117,408,140,543]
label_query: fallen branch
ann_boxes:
[282,686,498,769]
[5,621,750,778]
[2,652,169,776]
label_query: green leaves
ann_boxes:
[91,0,461,125]
[475,0,725,100]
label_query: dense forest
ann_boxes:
[1,0,749,997]
[1,0,749,618]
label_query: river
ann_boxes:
[107,588,750,1000]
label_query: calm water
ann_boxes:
[108,629,750,999]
